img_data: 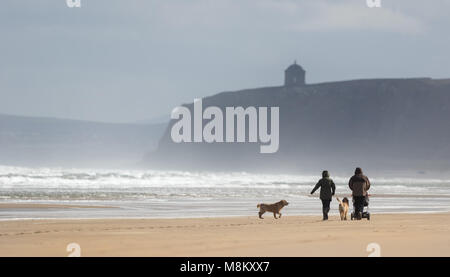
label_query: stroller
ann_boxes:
[350,195,370,220]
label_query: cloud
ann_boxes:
[256,0,426,34]
[125,0,427,35]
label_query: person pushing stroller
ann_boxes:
[310,170,336,221]
[348,167,371,220]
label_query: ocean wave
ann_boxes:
[1,165,450,199]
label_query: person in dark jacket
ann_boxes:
[348,167,371,220]
[311,170,336,220]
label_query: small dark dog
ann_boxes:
[257,200,289,219]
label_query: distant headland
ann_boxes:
[145,63,450,174]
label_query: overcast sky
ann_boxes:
[1,0,450,123]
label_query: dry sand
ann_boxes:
[0,212,449,257]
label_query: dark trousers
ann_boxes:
[321,199,331,219]
[354,196,365,217]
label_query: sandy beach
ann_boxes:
[1,212,449,257]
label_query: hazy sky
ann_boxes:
[1,0,450,123]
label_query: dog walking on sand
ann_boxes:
[257,200,289,219]
[336,197,350,220]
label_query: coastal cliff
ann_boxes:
[146,77,450,174]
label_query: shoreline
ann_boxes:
[1,202,449,221]
[1,212,449,256]
[1,210,450,221]
[0,203,116,209]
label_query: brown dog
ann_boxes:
[336,197,349,220]
[257,200,289,219]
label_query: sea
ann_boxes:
[1,165,450,220]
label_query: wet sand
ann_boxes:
[0,203,115,209]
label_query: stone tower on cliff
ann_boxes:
[284,61,306,86]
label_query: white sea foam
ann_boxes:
[0,165,449,219]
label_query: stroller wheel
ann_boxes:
[367,214,370,221]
